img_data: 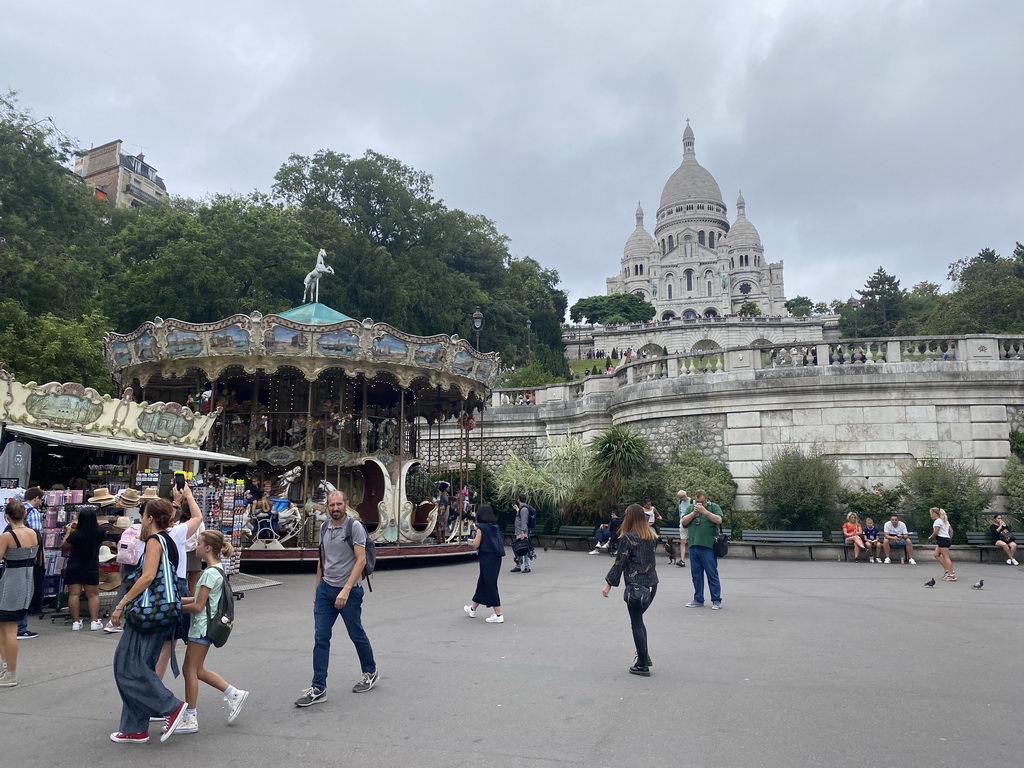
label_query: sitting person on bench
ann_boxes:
[862,517,883,563]
[990,515,1019,565]
[589,523,611,555]
[842,512,867,562]
[607,511,622,556]
[882,514,916,565]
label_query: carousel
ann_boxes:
[101,251,499,561]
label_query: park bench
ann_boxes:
[829,531,921,562]
[964,531,1016,563]
[741,530,825,560]
[504,522,557,548]
[551,525,597,550]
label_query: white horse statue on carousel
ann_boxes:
[302,248,334,303]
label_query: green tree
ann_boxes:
[901,456,993,540]
[664,448,737,520]
[840,267,906,338]
[922,246,1024,335]
[0,310,113,393]
[784,296,813,317]
[587,425,653,513]
[569,293,654,325]
[753,447,843,530]
[738,301,762,317]
[1002,456,1024,519]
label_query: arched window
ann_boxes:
[684,269,693,291]
[708,232,715,248]
[639,264,644,275]
[661,239,666,255]
[668,234,674,251]
[730,258,734,269]
[698,231,706,246]
[667,283,673,299]
[755,255,760,266]
[707,280,712,296]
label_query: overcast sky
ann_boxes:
[4,1,1022,312]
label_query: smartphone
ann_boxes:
[174,472,186,491]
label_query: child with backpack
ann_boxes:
[177,530,248,734]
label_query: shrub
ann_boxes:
[753,447,843,531]
[1001,455,1024,518]
[664,448,738,522]
[1010,430,1024,459]
[900,456,993,541]
[842,483,906,523]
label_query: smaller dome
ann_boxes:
[624,204,655,255]
[726,193,761,248]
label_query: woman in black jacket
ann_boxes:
[464,505,506,624]
[602,503,659,676]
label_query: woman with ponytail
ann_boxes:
[928,507,956,581]
[177,530,249,734]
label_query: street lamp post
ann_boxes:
[472,306,484,351]
[526,318,532,364]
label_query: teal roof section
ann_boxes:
[276,303,353,325]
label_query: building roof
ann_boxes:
[659,125,724,210]
[276,303,354,325]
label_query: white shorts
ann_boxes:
[678,528,688,541]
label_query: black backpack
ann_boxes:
[203,565,234,648]
[522,503,537,531]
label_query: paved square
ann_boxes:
[2,550,1019,767]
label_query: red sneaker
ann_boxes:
[109,731,149,744]
[161,701,187,743]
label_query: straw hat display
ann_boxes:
[113,516,132,530]
[89,488,117,507]
[138,487,161,502]
[99,569,122,592]
[118,488,141,508]
[98,543,117,563]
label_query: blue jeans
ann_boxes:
[312,581,375,691]
[689,545,721,604]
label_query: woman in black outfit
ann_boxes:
[61,508,104,631]
[602,503,659,676]
[464,505,506,624]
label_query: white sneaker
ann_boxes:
[71,620,83,631]
[588,549,600,555]
[103,622,123,634]
[176,712,198,734]
[883,557,891,564]
[90,620,103,631]
[868,557,874,563]
[908,559,916,565]
[1008,559,1014,565]
[1013,559,1020,566]
[463,605,476,618]
[485,613,504,623]
[225,688,249,724]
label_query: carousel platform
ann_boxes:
[241,540,478,563]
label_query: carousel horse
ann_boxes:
[249,466,304,546]
[302,248,334,303]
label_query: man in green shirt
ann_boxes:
[680,489,723,609]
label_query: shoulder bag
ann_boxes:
[124,532,181,632]
[623,582,652,609]
[714,525,729,558]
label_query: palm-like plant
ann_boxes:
[588,425,652,511]
[494,435,590,514]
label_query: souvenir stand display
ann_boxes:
[86,462,132,495]
[101,266,499,563]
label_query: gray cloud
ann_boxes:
[3,0,1020,310]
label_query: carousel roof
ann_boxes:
[277,302,353,325]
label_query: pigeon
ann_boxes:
[924,578,935,587]
[971,579,984,590]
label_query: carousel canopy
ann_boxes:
[277,303,353,325]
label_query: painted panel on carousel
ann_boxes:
[413,342,445,368]
[137,408,194,440]
[110,341,133,368]
[135,332,158,362]
[474,359,494,382]
[372,333,408,361]
[318,329,361,358]
[26,388,104,426]
[451,349,474,376]
[209,324,250,354]
[165,329,204,357]
[265,325,310,356]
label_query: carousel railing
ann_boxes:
[213,411,413,456]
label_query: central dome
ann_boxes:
[658,124,724,210]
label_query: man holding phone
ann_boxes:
[680,490,723,610]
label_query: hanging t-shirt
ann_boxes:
[0,441,31,487]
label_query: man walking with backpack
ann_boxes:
[296,490,378,707]
[511,494,534,574]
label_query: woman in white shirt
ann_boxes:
[928,507,955,582]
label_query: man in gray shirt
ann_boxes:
[511,494,533,573]
[296,490,378,707]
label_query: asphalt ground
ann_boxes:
[3,549,1021,767]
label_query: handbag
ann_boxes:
[623,582,652,609]
[123,533,181,632]
[511,536,531,557]
[714,526,729,558]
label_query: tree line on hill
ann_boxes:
[0,92,568,394]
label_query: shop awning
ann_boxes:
[3,423,251,464]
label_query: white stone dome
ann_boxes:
[727,192,761,247]
[659,124,724,209]
[624,203,655,254]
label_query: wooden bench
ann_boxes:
[965,531,1018,563]
[550,525,596,550]
[504,523,556,548]
[741,530,825,560]
[831,531,887,562]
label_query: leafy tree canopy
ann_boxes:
[784,295,813,316]
[570,293,655,325]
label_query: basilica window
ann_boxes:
[668,234,674,250]
[707,280,712,296]
[739,282,752,295]
[639,264,644,275]
[730,258,734,269]
[661,240,666,255]
[667,283,673,299]
[708,232,715,248]
[698,231,706,246]
[684,269,693,291]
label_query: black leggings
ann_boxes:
[626,584,657,657]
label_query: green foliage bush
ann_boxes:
[841,483,905,525]
[1001,455,1024,518]
[753,447,843,531]
[900,456,993,540]
[1009,430,1024,459]
[664,448,737,522]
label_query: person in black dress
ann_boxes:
[602,503,659,676]
[61,507,104,631]
[464,505,506,624]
